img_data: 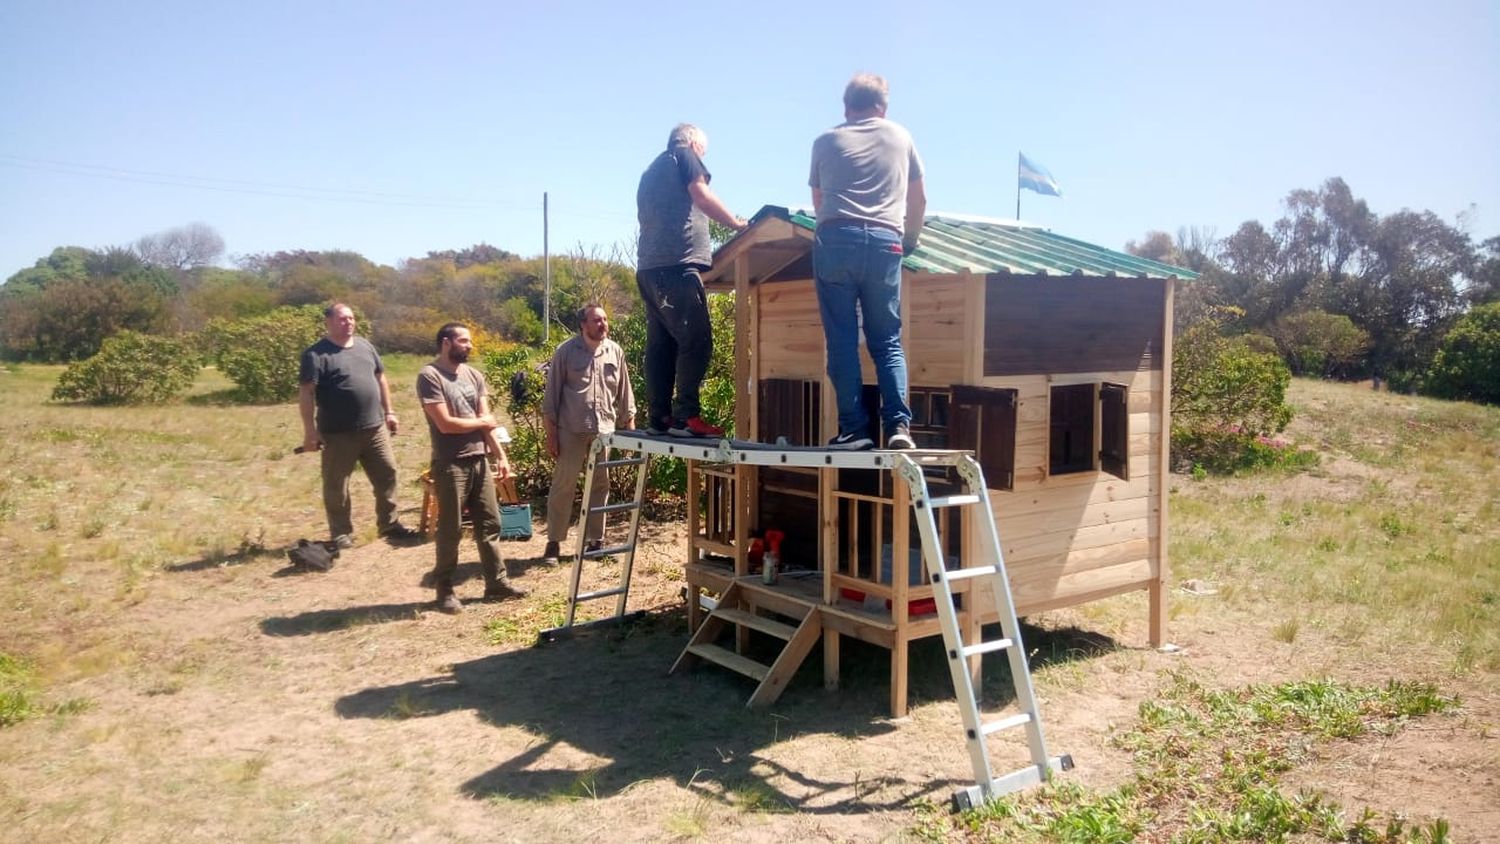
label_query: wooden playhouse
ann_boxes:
[667,206,1196,716]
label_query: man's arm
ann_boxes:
[903,178,927,253]
[420,399,496,435]
[687,177,748,230]
[541,349,564,459]
[298,382,321,452]
[477,394,511,480]
[376,372,398,434]
[811,188,823,216]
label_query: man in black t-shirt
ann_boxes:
[635,123,748,439]
[298,303,419,548]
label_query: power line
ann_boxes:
[0,154,538,211]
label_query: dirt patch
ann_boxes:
[2,516,1496,841]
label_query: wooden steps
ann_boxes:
[684,643,769,681]
[670,582,823,708]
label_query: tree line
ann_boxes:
[4,176,1497,409]
[1126,177,1498,402]
[0,223,636,365]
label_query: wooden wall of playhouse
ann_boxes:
[746,270,1172,641]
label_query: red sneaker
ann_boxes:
[668,416,724,438]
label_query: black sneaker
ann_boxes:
[886,425,915,450]
[827,431,874,450]
[645,415,672,436]
[541,541,561,565]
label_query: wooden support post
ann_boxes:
[820,457,840,691]
[890,636,909,718]
[1150,278,1174,647]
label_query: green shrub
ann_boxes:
[203,305,324,403]
[51,330,201,404]
[1172,315,1298,475]
[1173,429,1320,476]
[1268,309,1370,378]
[0,653,37,727]
[1425,302,1500,405]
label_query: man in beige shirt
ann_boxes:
[541,303,636,564]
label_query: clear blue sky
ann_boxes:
[2,0,1497,280]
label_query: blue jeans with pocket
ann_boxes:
[813,223,911,437]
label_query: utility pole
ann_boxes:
[549,191,555,343]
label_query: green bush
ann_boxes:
[0,653,37,727]
[51,330,201,405]
[1268,309,1369,378]
[203,305,325,403]
[1425,302,1500,405]
[1172,316,1298,474]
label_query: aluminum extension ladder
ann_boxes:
[891,452,1073,810]
[537,437,650,642]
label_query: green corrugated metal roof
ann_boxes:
[770,206,1196,280]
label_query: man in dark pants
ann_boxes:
[635,123,748,438]
[298,302,419,548]
[416,323,526,614]
[810,74,926,451]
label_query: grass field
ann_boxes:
[0,363,1495,842]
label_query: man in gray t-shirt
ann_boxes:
[416,322,525,614]
[298,303,417,547]
[809,74,927,451]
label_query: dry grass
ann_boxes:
[0,365,1496,842]
[1169,380,1500,675]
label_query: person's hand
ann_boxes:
[902,236,920,254]
[733,217,750,231]
[493,455,512,481]
[476,413,497,429]
[545,428,560,460]
[384,412,399,435]
[300,434,322,453]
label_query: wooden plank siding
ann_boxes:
[984,276,1166,376]
[966,368,1163,617]
[756,279,824,381]
[743,266,1168,629]
[905,274,968,387]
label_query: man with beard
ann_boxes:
[416,322,527,613]
[298,302,420,548]
[539,303,635,565]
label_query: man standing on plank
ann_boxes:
[809,74,926,451]
[635,122,748,438]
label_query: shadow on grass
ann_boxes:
[334,607,1117,813]
[260,602,429,636]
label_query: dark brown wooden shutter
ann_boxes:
[1099,382,1129,480]
[949,385,1017,490]
[758,378,820,446]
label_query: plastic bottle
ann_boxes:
[762,530,785,585]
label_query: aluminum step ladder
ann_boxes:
[537,437,650,642]
[891,452,1073,810]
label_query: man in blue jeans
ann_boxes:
[636,123,748,438]
[810,74,927,450]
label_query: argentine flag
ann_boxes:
[1018,152,1062,197]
